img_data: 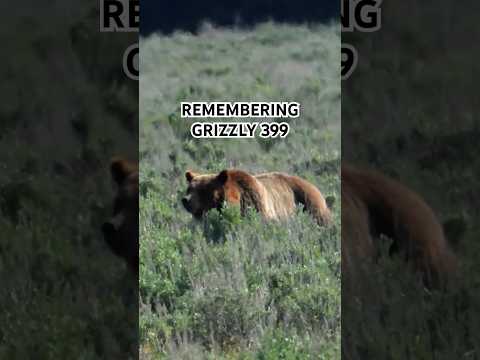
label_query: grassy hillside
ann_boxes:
[139,22,341,358]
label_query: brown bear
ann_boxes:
[102,157,139,275]
[341,164,458,287]
[182,169,332,226]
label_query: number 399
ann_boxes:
[258,122,290,138]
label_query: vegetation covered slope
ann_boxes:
[139,22,341,359]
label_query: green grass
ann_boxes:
[139,22,341,359]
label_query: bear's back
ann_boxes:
[254,172,298,220]
[342,164,457,286]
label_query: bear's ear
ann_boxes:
[217,170,229,185]
[185,171,198,183]
[110,157,136,185]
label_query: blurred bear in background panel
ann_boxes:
[182,169,332,226]
[341,164,458,288]
[102,157,139,275]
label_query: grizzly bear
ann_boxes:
[102,157,139,275]
[342,164,458,287]
[182,169,332,225]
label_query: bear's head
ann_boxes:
[102,157,139,274]
[182,169,237,219]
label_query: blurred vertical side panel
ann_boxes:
[342,0,480,359]
[0,0,138,358]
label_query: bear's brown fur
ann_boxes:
[342,164,458,287]
[182,169,332,226]
[102,157,139,275]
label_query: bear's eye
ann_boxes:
[201,187,218,201]
[195,188,208,199]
